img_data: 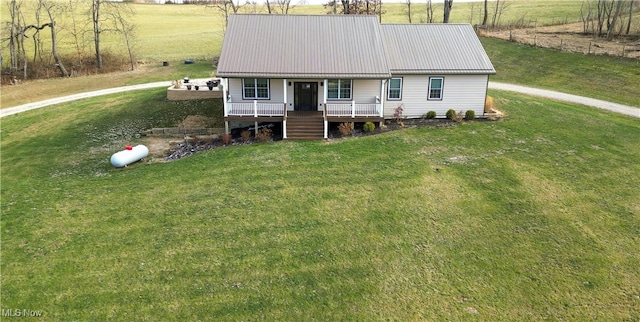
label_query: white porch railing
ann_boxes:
[325,101,382,117]
[225,101,285,117]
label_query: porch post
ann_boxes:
[351,100,355,118]
[223,78,229,117]
[323,79,328,139]
[283,79,287,139]
[254,100,258,117]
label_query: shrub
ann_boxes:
[446,109,457,120]
[255,128,273,142]
[221,133,232,145]
[363,121,375,133]
[393,104,404,127]
[425,111,437,119]
[485,96,495,113]
[465,110,476,120]
[338,122,354,136]
[453,111,465,123]
[240,130,252,142]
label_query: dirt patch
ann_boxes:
[177,115,213,128]
[481,22,640,59]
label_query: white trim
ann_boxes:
[326,79,352,100]
[428,77,444,100]
[242,78,270,100]
[387,77,403,100]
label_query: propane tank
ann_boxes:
[110,145,149,168]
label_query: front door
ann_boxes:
[294,82,318,111]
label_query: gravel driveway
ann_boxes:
[1,81,638,119]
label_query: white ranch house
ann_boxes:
[216,14,496,139]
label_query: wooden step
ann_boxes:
[286,117,324,140]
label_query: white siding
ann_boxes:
[352,79,381,103]
[281,79,381,111]
[383,74,489,118]
[227,78,285,103]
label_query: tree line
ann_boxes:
[3,0,135,81]
[581,0,637,39]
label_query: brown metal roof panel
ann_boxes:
[381,23,496,74]
[217,15,391,78]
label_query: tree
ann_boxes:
[323,0,384,17]
[91,0,103,69]
[443,0,453,23]
[212,0,243,27]
[41,0,70,77]
[406,0,412,23]
[482,0,488,26]
[90,0,135,69]
[266,0,296,14]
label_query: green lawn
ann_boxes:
[482,37,640,107]
[1,88,639,320]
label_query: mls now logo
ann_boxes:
[1,309,43,317]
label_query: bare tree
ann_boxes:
[426,0,434,23]
[482,0,488,26]
[212,0,243,27]
[66,0,89,72]
[491,0,510,28]
[324,0,384,17]
[606,0,624,39]
[91,0,103,69]
[406,0,412,23]
[108,5,136,70]
[443,0,453,23]
[625,0,634,34]
[42,0,70,77]
[274,0,296,14]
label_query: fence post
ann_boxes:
[622,45,626,57]
[560,38,563,51]
[534,35,537,47]
[588,42,592,55]
[509,28,513,42]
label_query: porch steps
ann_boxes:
[286,114,324,140]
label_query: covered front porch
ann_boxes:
[221,78,385,139]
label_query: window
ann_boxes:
[387,78,403,100]
[327,79,352,100]
[428,77,444,100]
[243,78,270,99]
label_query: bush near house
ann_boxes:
[446,109,457,120]
[363,122,376,133]
[465,110,476,120]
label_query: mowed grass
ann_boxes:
[1,88,639,320]
[482,37,640,107]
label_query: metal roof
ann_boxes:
[217,16,495,78]
[216,14,391,79]
[381,23,496,75]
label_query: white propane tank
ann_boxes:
[110,145,149,168]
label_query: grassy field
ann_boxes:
[1,87,639,320]
[0,0,587,64]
